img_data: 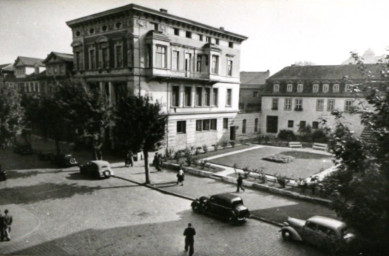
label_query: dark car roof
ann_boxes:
[212,193,242,202]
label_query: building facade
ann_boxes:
[66,4,247,150]
[261,64,384,137]
[43,52,74,95]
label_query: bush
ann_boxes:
[230,141,235,148]
[202,144,208,153]
[277,175,288,188]
[221,140,229,148]
[277,129,296,141]
[312,129,328,143]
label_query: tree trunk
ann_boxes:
[55,138,61,155]
[144,149,150,184]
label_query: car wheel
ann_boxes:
[192,203,200,213]
[103,171,111,178]
[282,230,293,241]
[69,158,77,165]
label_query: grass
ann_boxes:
[209,146,334,179]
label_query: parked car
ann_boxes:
[79,160,114,179]
[191,193,250,223]
[50,153,78,167]
[280,216,355,250]
[0,166,6,181]
[13,143,33,155]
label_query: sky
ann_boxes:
[0,0,388,74]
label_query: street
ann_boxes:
[0,160,325,256]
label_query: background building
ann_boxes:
[66,3,247,150]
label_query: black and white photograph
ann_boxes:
[0,0,388,255]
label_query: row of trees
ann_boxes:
[1,81,166,184]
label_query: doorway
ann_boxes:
[266,116,278,133]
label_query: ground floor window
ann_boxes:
[223,118,228,129]
[288,120,294,128]
[177,121,186,133]
[196,119,217,131]
[312,121,319,129]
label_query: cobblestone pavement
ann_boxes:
[0,162,326,256]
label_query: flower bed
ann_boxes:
[262,154,294,163]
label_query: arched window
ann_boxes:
[242,119,247,134]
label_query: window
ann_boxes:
[211,55,219,74]
[174,28,179,35]
[345,99,353,112]
[323,84,329,93]
[89,28,95,34]
[205,87,211,106]
[171,86,179,107]
[327,99,335,112]
[313,84,319,93]
[196,55,202,72]
[272,98,278,110]
[196,120,202,131]
[254,118,258,132]
[177,121,186,133]
[273,84,279,92]
[206,36,211,43]
[114,44,123,68]
[227,60,233,76]
[226,89,232,106]
[172,50,179,71]
[229,42,234,48]
[211,119,217,130]
[152,23,158,31]
[212,88,218,106]
[306,222,317,230]
[156,45,167,68]
[186,31,192,38]
[284,98,292,111]
[223,118,228,129]
[185,53,192,72]
[300,121,306,129]
[203,119,210,130]
[199,34,203,41]
[312,121,319,129]
[295,98,303,111]
[196,87,202,106]
[287,83,293,92]
[333,83,340,92]
[345,84,352,92]
[184,87,192,107]
[288,120,294,128]
[297,83,303,93]
[242,119,247,134]
[89,48,96,70]
[215,38,219,45]
[145,44,151,68]
[102,25,107,32]
[101,47,109,68]
[253,91,258,97]
[316,99,324,111]
[115,22,122,29]
[75,51,81,70]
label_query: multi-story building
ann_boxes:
[43,52,73,95]
[261,64,384,136]
[66,4,247,150]
[239,71,269,112]
[0,63,13,89]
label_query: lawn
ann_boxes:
[208,146,334,179]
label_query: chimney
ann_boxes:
[160,8,168,13]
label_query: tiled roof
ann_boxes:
[1,63,14,71]
[240,71,270,85]
[268,64,383,81]
[44,52,73,63]
[15,56,44,67]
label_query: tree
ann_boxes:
[115,95,167,184]
[0,86,25,148]
[321,52,389,255]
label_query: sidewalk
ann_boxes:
[112,162,337,226]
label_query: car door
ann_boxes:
[302,221,319,245]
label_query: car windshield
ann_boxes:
[341,227,348,237]
[231,199,243,206]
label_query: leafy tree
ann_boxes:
[115,95,167,184]
[321,52,389,255]
[0,86,25,148]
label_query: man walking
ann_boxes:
[3,209,12,241]
[236,174,245,192]
[153,153,161,171]
[0,210,4,241]
[125,150,134,167]
[183,223,196,256]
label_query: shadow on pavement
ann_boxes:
[250,203,337,224]
[151,181,178,188]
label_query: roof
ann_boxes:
[240,71,270,85]
[43,52,73,64]
[15,56,45,67]
[0,63,11,69]
[308,216,346,230]
[66,4,248,41]
[268,64,383,81]
[91,160,111,168]
[212,193,242,201]
[1,64,14,72]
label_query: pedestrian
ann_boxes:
[2,209,12,241]
[0,210,4,241]
[183,223,196,256]
[153,153,161,171]
[177,166,185,186]
[125,150,134,167]
[236,173,245,192]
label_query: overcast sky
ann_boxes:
[0,0,388,74]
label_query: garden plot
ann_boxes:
[209,147,334,179]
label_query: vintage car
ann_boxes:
[191,193,250,223]
[13,143,33,155]
[79,160,114,179]
[280,216,355,249]
[39,152,78,167]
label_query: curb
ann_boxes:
[112,174,283,227]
